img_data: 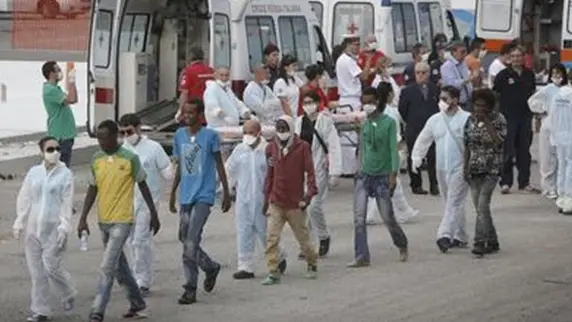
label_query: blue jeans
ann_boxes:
[90,223,145,320]
[468,175,498,244]
[179,203,220,292]
[354,173,408,262]
[58,139,74,168]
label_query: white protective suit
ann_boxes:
[225,139,286,273]
[527,83,560,197]
[294,112,342,241]
[13,162,76,316]
[124,136,173,289]
[366,105,419,224]
[411,108,471,242]
[204,80,251,127]
[243,80,284,125]
[545,86,572,211]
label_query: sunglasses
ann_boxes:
[45,146,61,153]
[120,129,134,136]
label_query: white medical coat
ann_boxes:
[14,162,74,241]
[204,80,250,127]
[243,81,284,125]
[412,109,471,172]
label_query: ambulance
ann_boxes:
[85,0,332,143]
[309,0,460,84]
[475,0,572,73]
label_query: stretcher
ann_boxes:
[331,105,365,148]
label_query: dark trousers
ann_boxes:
[500,117,532,189]
[406,134,438,190]
[58,139,74,168]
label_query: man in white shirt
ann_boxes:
[243,64,284,125]
[203,66,251,128]
[335,35,374,175]
[487,43,516,88]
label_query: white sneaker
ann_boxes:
[544,191,558,199]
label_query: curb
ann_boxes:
[0,144,99,177]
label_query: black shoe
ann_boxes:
[485,241,500,254]
[27,314,49,322]
[436,237,451,253]
[298,252,305,260]
[451,239,468,248]
[178,291,197,305]
[430,186,440,196]
[411,187,428,195]
[278,259,287,274]
[203,265,220,293]
[471,242,486,257]
[233,270,255,279]
[319,237,331,257]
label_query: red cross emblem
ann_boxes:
[347,22,359,34]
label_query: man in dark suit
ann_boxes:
[398,62,440,195]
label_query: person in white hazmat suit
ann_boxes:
[13,136,76,322]
[366,82,419,225]
[243,64,287,125]
[526,64,568,199]
[294,91,342,257]
[118,113,173,296]
[411,86,471,253]
[225,119,288,279]
[544,83,572,213]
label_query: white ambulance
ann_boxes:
[85,0,332,143]
[310,0,460,84]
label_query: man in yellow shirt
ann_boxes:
[77,120,160,322]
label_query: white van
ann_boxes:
[86,0,333,140]
[310,0,460,82]
[228,0,334,97]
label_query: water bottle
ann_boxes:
[80,230,89,251]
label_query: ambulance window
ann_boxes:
[245,16,277,70]
[417,3,444,48]
[119,14,150,53]
[93,10,113,68]
[479,0,513,32]
[313,25,334,77]
[213,13,231,68]
[310,1,323,27]
[278,17,312,70]
[332,2,374,46]
[391,3,418,53]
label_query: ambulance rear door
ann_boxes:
[475,0,523,52]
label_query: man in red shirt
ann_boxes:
[262,115,318,286]
[177,47,214,123]
[358,34,385,87]
[298,64,331,115]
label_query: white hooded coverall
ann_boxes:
[225,140,286,273]
[412,109,471,242]
[527,83,560,196]
[13,162,76,316]
[545,87,572,211]
[294,112,343,241]
[367,105,419,224]
[125,136,173,289]
[242,80,284,125]
[204,80,251,128]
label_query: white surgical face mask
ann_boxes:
[303,103,318,115]
[118,137,124,145]
[261,79,270,86]
[421,52,430,63]
[363,104,377,114]
[217,80,229,88]
[368,42,378,50]
[243,134,258,146]
[287,70,296,77]
[125,134,139,146]
[552,77,563,85]
[479,50,487,59]
[57,72,63,81]
[44,151,60,164]
[276,132,291,141]
[444,51,453,61]
[438,100,449,112]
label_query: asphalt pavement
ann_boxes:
[0,155,571,322]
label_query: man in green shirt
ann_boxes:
[347,87,408,268]
[42,61,78,167]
